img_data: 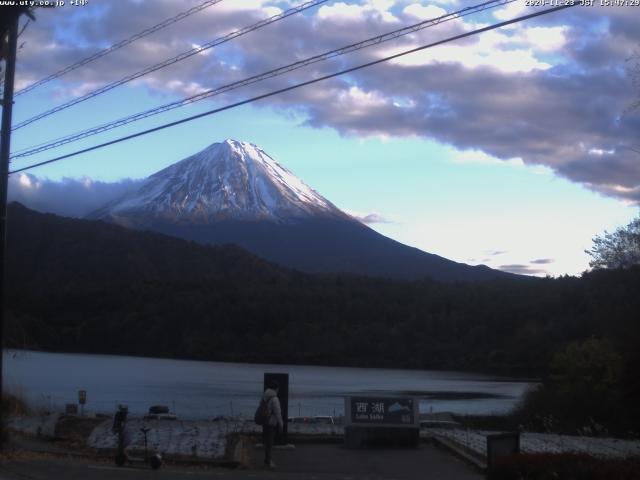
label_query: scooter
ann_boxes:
[112,405,163,470]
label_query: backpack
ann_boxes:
[254,397,270,426]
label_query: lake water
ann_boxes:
[3,350,533,419]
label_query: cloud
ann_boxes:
[499,258,557,275]
[8,174,142,217]
[360,213,392,224]
[348,211,393,224]
[498,264,549,276]
[522,26,567,52]
[491,2,528,22]
[486,250,507,256]
[403,4,447,20]
[531,258,554,265]
[586,183,640,205]
[15,1,640,205]
[384,34,553,73]
[304,61,640,202]
[317,1,398,24]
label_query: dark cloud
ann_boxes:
[312,63,640,203]
[531,258,554,265]
[486,250,507,256]
[498,264,549,276]
[585,183,640,204]
[7,174,142,217]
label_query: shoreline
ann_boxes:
[2,348,542,381]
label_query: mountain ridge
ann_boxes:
[89,139,517,282]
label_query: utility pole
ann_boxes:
[0,14,20,449]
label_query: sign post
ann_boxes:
[78,390,86,416]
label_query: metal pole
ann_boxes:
[0,15,20,449]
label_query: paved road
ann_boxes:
[0,443,483,480]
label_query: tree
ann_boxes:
[586,214,640,269]
[514,338,625,434]
[551,338,623,399]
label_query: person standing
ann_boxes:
[262,380,283,468]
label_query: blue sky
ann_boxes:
[5,0,640,276]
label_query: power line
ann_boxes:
[14,0,225,97]
[9,4,577,175]
[11,0,514,158]
[12,0,329,131]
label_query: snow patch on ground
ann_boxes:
[87,418,343,460]
[429,428,640,459]
[9,414,343,461]
[87,418,244,460]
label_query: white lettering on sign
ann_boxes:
[349,397,416,426]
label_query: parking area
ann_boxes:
[0,440,483,480]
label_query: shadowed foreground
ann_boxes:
[0,442,482,480]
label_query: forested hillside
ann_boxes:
[5,203,640,380]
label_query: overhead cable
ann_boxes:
[11,0,514,158]
[9,3,578,175]
[14,0,225,97]
[12,0,329,131]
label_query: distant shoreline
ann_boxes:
[2,348,539,383]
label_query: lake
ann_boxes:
[3,350,534,419]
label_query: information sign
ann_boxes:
[345,396,418,427]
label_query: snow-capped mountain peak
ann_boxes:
[90,139,348,223]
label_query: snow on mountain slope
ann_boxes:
[90,139,348,223]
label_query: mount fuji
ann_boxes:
[89,139,514,281]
